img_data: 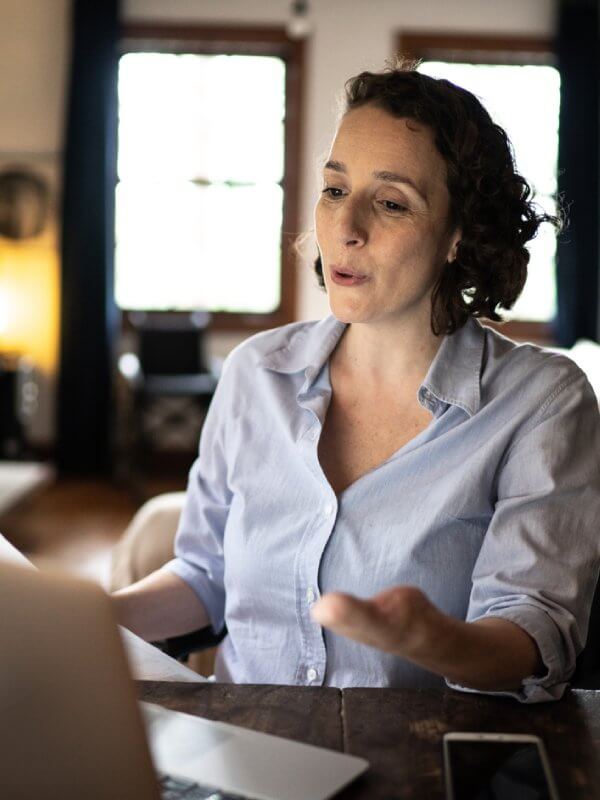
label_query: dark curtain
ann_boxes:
[554,0,600,346]
[57,0,120,473]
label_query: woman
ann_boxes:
[114,62,600,702]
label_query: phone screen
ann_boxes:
[445,739,556,800]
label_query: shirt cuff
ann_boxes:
[445,605,572,703]
[162,557,226,636]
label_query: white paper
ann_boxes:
[0,532,204,683]
[0,531,32,567]
[119,627,204,683]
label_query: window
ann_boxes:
[117,25,305,331]
[398,34,559,344]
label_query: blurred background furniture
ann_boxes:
[110,489,223,676]
[110,492,186,590]
[116,310,219,498]
[0,353,40,459]
[0,355,26,458]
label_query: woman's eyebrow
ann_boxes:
[323,159,347,174]
[323,160,428,205]
[373,170,428,205]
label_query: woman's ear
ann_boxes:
[446,229,462,263]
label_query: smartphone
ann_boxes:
[443,732,560,800]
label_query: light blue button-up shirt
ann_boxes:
[166,315,600,702]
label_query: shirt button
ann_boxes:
[322,503,334,517]
[306,586,315,604]
[310,429,319,441]
[307,667,318,682]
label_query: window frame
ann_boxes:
[118,23,306,333]
[398,32,557,345]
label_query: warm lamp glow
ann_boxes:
[0,287,10,336]
[0,233,60,373]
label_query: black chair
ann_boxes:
[571,574,600,688]
[157,625,228,663]
[117,311,219,495]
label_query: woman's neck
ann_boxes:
[332,314,445,396]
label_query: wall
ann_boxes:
[0,0,556,442]
[0,0,70,444]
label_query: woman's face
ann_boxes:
[314,103,460,327]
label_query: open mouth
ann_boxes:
[331,268,369,286]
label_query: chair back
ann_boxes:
[572,574,600,688]
[129,311,211,377]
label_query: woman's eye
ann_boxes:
[381,199,408,213]
[322,187,345,199]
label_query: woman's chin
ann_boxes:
[327,298,375,325]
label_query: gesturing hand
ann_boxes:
[310,585,543,692]
[310,585,444,661]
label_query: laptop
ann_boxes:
[0,562,368,800]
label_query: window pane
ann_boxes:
[118,53,286,183]
[115,181,283,313]
[419,62,560,322]
[116,52,286,313]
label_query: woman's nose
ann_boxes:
[338,200,367,247]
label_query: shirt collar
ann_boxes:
[420,315,484,417]
[260,314,485,416]
[260,316,346,389]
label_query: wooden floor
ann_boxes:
[0,476,185,586]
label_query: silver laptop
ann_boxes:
[0,562,367,800]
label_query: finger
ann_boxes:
[371,585,429,620]
[311,587,436,655]
[311,592,394,649]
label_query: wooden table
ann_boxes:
[137,682,600,799]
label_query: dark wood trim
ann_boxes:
[118,24,306,333]
[398,32,555,65]
[121,23,297,48]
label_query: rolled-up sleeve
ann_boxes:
[447,367,600,702]
[162,359,234,635]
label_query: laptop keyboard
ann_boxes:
[159,773,254,800]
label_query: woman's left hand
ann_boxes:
[310,585,543,691]
[310,585,444,661]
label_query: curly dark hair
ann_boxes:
[313,60,562,335]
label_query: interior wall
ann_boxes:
[0,0,556,442]
[0,0,70,444]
